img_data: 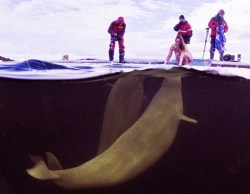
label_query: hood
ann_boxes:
[116,17,124,24]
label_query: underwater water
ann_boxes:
[0,60,250,194]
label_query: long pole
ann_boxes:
[202,27,209,60]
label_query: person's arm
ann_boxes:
[178,36,190,65]
[180,35,188,52]
[223,21,228,33]
[181,22,193,44]
[108,22,114,34]
[174,22,182,31]
[208,17,216,30]
[186,23,192,36]
[164,46,174,64]
[178,51,185,66]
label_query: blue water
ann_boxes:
[0,59,176,80]
[0,58,250,80]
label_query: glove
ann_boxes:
[174,23,181,31]
[174,22,184,31]
[111,33,118,41]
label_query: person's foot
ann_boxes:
[109,61,113,65]
[208,59,213,66]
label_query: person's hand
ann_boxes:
[111,33,118,41]
[164,60,167,64]
[116,35,121,41]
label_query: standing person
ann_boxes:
[208,9,228,61]
[164,35,193,66]
[108,16,126,63]
[173,15,193,44]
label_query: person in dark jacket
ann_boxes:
[208,9,228,61]
[108,16,126,63]
[174,15,193,44]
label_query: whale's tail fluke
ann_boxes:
[45,152,63,170]
[26,154,59,181]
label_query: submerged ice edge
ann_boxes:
[0,58,250,80]
[0,66,174,80]
[0,59,175,80]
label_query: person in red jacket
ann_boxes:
[174,15,193,44]
[108,16,126,63]
[208,9,228,60]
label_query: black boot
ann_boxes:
[219,51,224,61]
[119,50,125,63]
[109,49,114,61]
[210,51,214,60]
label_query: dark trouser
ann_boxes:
[109,36,125,62]
[119,50,125,63]
[209,36,215,60]
[209,36,224,61]
[182,35,191,44]
[109,49,114,61]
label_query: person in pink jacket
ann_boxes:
[108,17,126,63]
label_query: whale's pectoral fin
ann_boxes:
[45,152,63,170]
[181,115,198,124]
[26,154,59,180]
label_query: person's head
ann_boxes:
[175,35,185,50]
[179,15,185,23]
[175,36,181,44]
[116,16,124,24]
[218,9,225,17]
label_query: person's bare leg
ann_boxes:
[178,52,185,66]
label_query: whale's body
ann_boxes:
[27,74,197,190]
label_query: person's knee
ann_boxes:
[109,44,115,50]
[119,45,125,51]
[210,47,215,52]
